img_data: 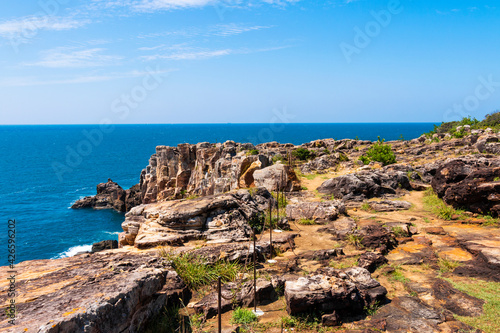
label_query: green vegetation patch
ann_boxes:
[292,148,312,161]
[230,307,258,325]
[359,137,396,166]
[159,250,246,290]
[444,277,500,333]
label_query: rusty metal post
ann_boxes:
[253,228,257,312]
[218,276,222,333]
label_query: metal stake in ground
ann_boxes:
[253,228,257,312]
[269,200,273,259]
[218,276,222,333]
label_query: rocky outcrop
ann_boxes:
[253,163,301,192]
[91,239,118,252]
[431,158,500,216]
[286,200,347,222]
[75,142,303,213]
[72,179,140,212]
[0,252,190,333]
[284,267,387,318]
[119,188,273,248]
[317,169,411,201]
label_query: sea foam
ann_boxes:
[52,244,92,259]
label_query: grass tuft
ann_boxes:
[437,257,462,273]
[297,218,316,225]
[159,250,246,290]
[230,307,258,325]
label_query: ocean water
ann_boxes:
[0,123,435,264]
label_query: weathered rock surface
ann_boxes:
[194,278,277,319]
[300,154,342,173]
[357,252,388,273]
[432,158,500,216]
[0,252,190,333]
[286,200,346,222]
[317,169,411,201]
[284,267,387,318]
[369,200,412,212]
[371,297,445,332]
[253,163,301,192]
[72,179,139,212]
[317,217,357,238]
[120,188,273,248]
[91,239,118,252]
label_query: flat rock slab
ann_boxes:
[444,224,500,268]
[0,251,189,333]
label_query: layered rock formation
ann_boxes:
[73,141,302,212]
[119,188,273,248]
[0,252,190,333]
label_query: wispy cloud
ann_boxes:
[24,47,123,68]
[138,23,272,39]
[0,68,176,87]
[88,0,298,12]
[0,16,89,40]
[140,44,291,61]
[141,48,231,61]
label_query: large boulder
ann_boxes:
[284,267,387,318]
[253,163,301,192]
[119,188,273,248]
[431,159,500,216]
[317,170,411,201]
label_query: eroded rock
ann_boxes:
[0,252,190,333]
[284,267,387,319]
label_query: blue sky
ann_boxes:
[0,0,499,124]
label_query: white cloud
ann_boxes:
[138,23,272,40]
[24,47,123,68]
[141,48,231,61]
[89,0,298,12]
[0,16,89,40]
[0,69,176,87]
[140,44,291,61]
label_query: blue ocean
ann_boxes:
[0,123,435,264]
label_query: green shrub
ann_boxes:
[359,137,396,166]
[292,148,312,161]
[323,148,331,155]
[230,308,258,325]
[247,149,259,156]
